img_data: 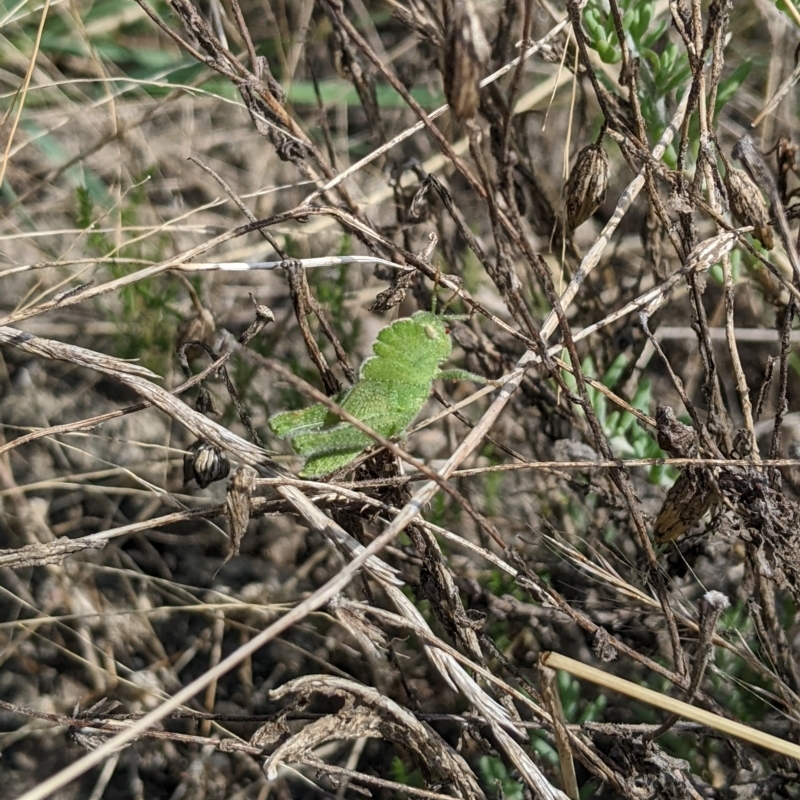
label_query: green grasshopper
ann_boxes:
[269,311,485,478]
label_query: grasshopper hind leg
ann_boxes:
[300,449,366,478]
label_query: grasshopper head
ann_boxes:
[412,311,468,336]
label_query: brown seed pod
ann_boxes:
[654,468,716,544]
[724,167,774,249]
[566,143,609,229]
[655,406,696,457]
[776,135,798,203]
[442,0,490,122]
[184,440,231,488]
[224,465,257,562]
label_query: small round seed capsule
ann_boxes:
[184,440,230,488]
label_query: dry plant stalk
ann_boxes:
[540,665,579,799]
[262,676,487,799]
[543,652,800,762]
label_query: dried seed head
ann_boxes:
[328,595,389,660]
[184,440,230,488]
[684,229,741,273]
[178,306,215,348]
[776,135,798,202]
[566,143,609,229]
[370,267,416,312]
[225,465,257,562]
[443,0,490,122]
[654,468,716,544]
[655,406,697,457]
[68,700,135,754]
[69,723,135,754]
[724,167,774,249]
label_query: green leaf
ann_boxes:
[583,8,606,40]
[641,18,669,49]
[776,0,800,25]
[629,2,654,41]
[715,60,753,112]
[597,39,622,64]
[286,80,441,109]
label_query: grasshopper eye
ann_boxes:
[423,324,437,340]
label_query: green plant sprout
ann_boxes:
[269,311,485,478]
[581,0,750,167]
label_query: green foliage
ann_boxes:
[389,755,424,791]
[529,730,559,766]
[484,569,533,601]
[711,604,786,723]
[269,312,485,477]
[581,0,750,166]
[75,185,111,254]
[790,351,800,378]
[776,0,800,24]
[427,491,450,528]
[583,0,668,66]
[478,755,525,800]
[74,182,179,373]
[558,669,606,723]
[6,1,221,105]
[561,352,669,485]
[287,80,441,109]
[715,61,754,114]
[709,243,744,285]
